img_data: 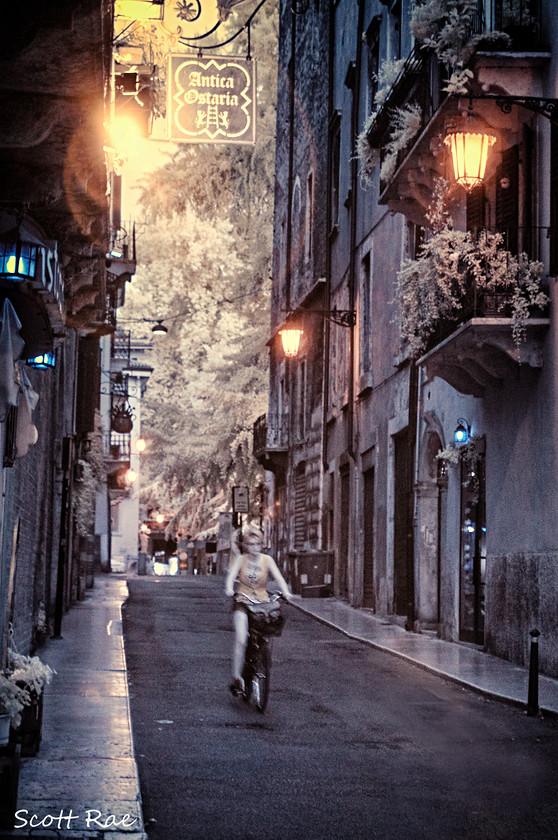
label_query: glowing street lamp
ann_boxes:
[279,326,304,358]
[454,419,471,445]
[0,225,41,282]
[279,308,355,359]
[135,437,147,453]
[444,107,496,191]
[125,468,137,484]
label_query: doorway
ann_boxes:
[459,449,486,644]
[393,428,410,616]
[362,467,375,608]
[339,466,350,600]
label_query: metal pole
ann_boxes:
[527,628,540,716]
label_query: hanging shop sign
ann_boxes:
[168,54,256,145]
[232,485,249,513]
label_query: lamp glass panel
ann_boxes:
[0,240,37,280]
[445,131,495,191]
[279,328,303,358]
[27,352,56,369]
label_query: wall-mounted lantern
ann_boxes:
[0,225,41,283]
[125,467,137,484]
[444,105,496,191]
[279,325,304,358]
[454,418,471,445]
[27,352,56,370]
[279,308,355,359]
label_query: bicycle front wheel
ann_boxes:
[253,641,271,713]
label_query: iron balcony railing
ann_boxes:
[467,225,550,263]
[253,413,290,457]
[104,432,131,461]
[492,0,542,49]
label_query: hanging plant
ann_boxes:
[396,180,548,355]
[356,58,406,186]
[410,0,510,72]
[0,672,30,728]
[356,1,511,185]
[380,103,423,182]
[437,435,483,468]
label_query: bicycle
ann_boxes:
[236,593,285,714]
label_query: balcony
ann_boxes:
[106,224,137,281]
[253,413,289,473]
[104,432,131,472]
[418,280,549,397]
[364,2,549,226]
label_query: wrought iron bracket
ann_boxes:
[471,94,558,125]
[323,309,356,328]
[284,308,356,328]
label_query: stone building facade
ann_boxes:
[0,1,136,663]
[258,0,558,676]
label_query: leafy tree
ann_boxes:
[118,0,278,535]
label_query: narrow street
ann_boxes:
[123,577,558,840]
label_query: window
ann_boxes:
[495,145,519,254]
[551,124,558,275]
[3,405,18,467]
[305,172,314,264]
[330,112,342,230]
[360,251,372,371]
[388,0,402,61]
[311,320,323,411]
[296,359,306,441]
[293,464,307,550]
[292,176,303,277]
[365,17,381,117]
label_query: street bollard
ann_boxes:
[527,628,540,716]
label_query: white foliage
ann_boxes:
[396,181,548,355]
[380,103,423,182]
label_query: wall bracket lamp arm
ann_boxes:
[467,94,558,125]
[279,308,355,358]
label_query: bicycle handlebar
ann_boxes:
[237,591,285,604]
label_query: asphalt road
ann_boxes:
[122,576,558,840]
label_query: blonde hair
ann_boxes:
[244,524,264,542]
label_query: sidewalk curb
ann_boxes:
[119,583,149,840]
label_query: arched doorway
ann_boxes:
[415,417,446,628]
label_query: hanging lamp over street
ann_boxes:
[444,104,496,191]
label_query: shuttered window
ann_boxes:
[551,125,558,275]
[293,465,306,549]
[466,186,485,234]
[3,404,18,467]
[495,144,519,254]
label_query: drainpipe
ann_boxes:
[405,358,418,631]
[285,7,296,316]
[322,0,335,475]
[285,6,296,556]
[320,0,334,573]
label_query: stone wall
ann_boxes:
[486,552,558,677]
